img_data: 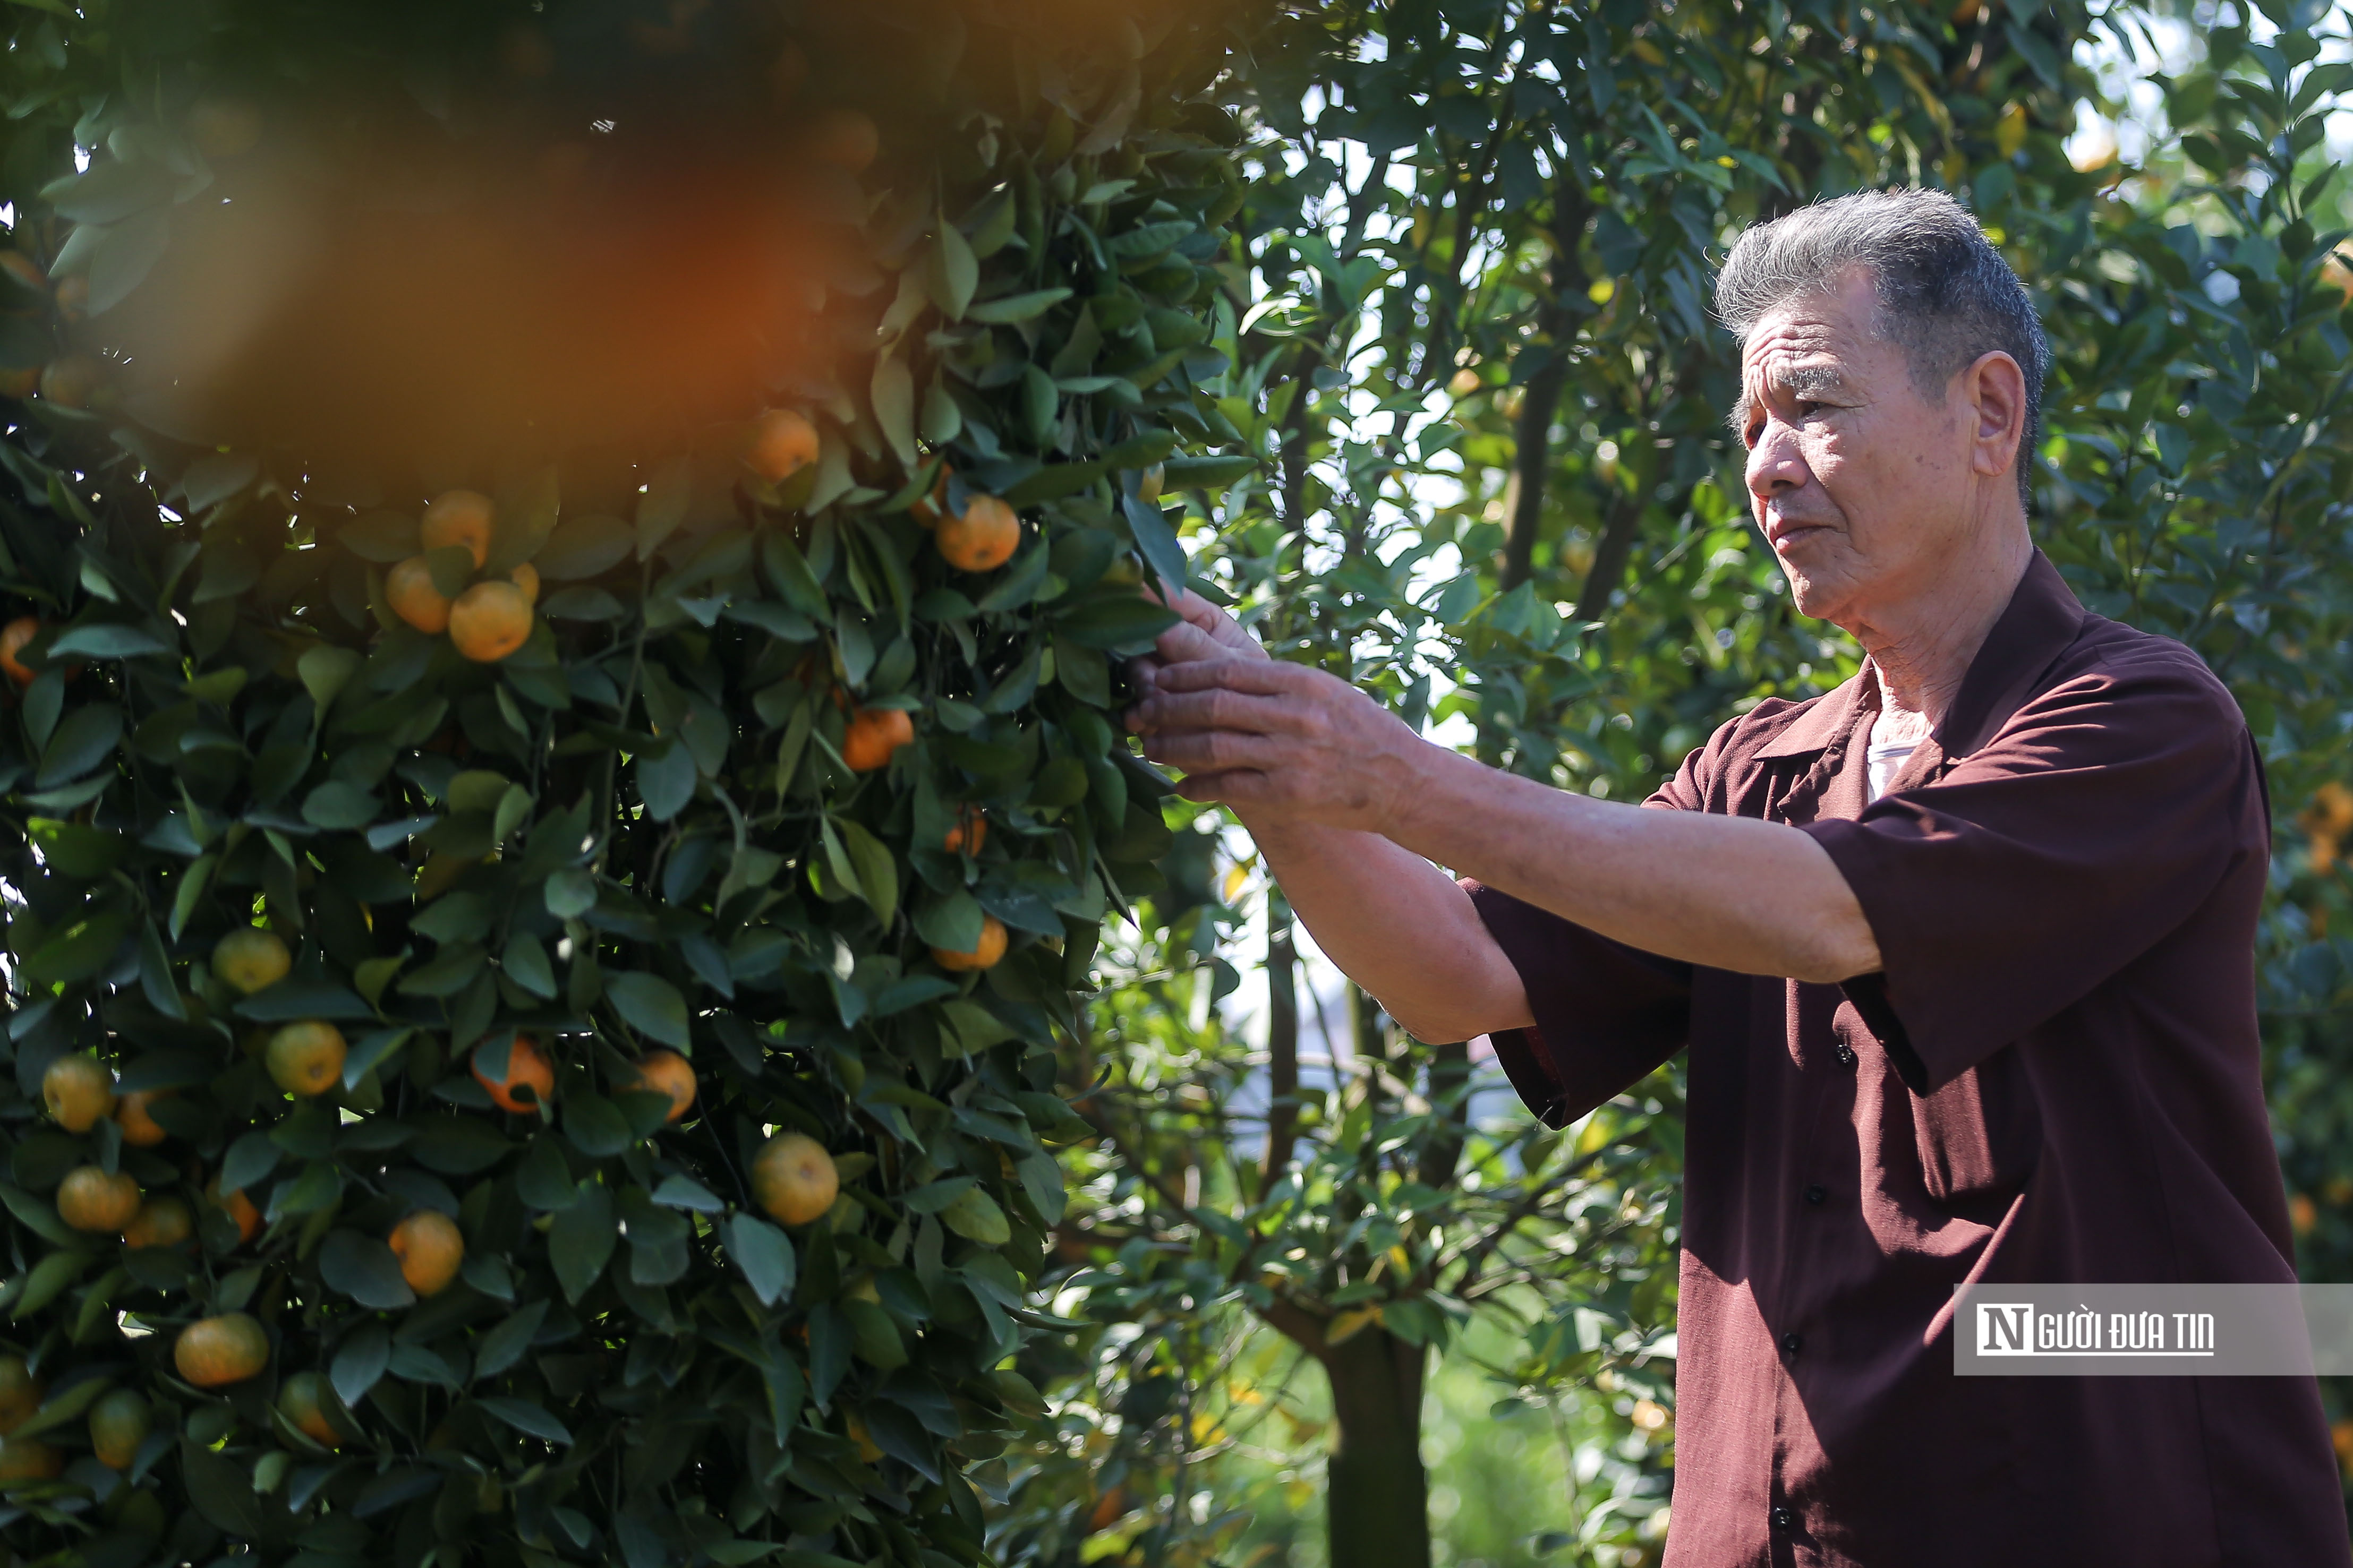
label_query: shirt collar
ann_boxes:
[1751,550,2086,762]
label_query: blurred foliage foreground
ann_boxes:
[4,2,2353,1568]
[984,1,2353,1566]
[0,3,1263,1568]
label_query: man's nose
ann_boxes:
[1746,417,1809,500]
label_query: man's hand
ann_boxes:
[1128,586,1268,700]
[1127,655,1433,832]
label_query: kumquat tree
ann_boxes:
[0,1,1257,1564]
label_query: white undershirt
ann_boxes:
[1866,680,1931,799]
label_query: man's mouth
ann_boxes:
[1764,517,1833,549]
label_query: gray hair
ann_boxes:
[1715,187,2049,508]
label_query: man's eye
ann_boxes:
[1796,400,1822,417]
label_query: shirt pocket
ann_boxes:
[1905,1044,2043,1206]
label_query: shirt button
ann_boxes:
[1770,1505,1794,1531]
[1803,1183,1827,1205]
[1834,1044,1857,1067]
[1781,1331,1804,1355]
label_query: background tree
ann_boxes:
[0,3,1254,1565]
[999,0,2353,1564]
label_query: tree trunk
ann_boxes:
[1500,183,1592,593]
[1499,327,1570,592]
[1571,491,1643,623]
[1418,1038,1471,1191]
[1262,897,1300,1196]
[1323,1326,1433,1568]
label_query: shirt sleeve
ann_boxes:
[1801,648,2261,1095]
[1464,882,1693,1127]
[1462,728,1721,1127]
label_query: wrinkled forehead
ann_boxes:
[1730,287,1884,426]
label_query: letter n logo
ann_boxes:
[1977,1302,2034,1355]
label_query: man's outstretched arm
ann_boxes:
[1126,593,1533,1042]
[1127,593,1880,1000]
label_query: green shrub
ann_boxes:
[0,3,1240,1563]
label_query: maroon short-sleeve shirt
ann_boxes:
[1470,553,2349,1567]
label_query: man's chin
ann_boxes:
[1778,565,1848,623]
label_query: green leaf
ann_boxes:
[220,1130,282,1194]
[44,161,170,225]
[940,999,1017,1055]
[138,919,185,1019]
[234,982,373,1021]
[939,1186,1012,1245]
[1052,593,1180,652]
[606,971,690,1047]
[835,818,898,927]
[536,513,634,579]
[339,510,419,562]
[471,1299,549,1381]
[549,1181,617,1302]
[353,956,406,1007]
[412,891,490,945]
[651,1174,722,1211]
[636,739,696,821]
[1101,431,1179,470]
[637,457,693,561]
[504,931,557,998]
[965,287,1072,324]
[475,1395,573,1445]
[36,703,122,785]
[27,817,124,878]
[723,1213,796,1305]
[1161,454,1258,486]
[489,465,561,573]
[22,902,132,987]
[395,945,485,999]
[342,1026,411,1089]
[913,889,985,953]
[49,623,170,659]
[9,1250,92,1319]
[1121,494,1189,597]
[302,781,381,830]
[407,1117,513,1175]
[298,644,363,715]
[85,208,169,315]
[761,532,828,620]
[423,543,476,597]
[545,867,598,919]
[933,218,979,319]
[563,1093,635,1158]
[319,1229,417,1309]
[544,585,626,621]
[902,1176,977,1214]
[1107,219,1195,258]
[871,353,917,468]
[0,1181,83,1248]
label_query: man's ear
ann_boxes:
[1962,349,2027,482]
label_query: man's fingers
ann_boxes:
[1149,618,1233,667]
[1140,727,1289,774]
[1144,584,1266,658]
[1129,686,1293,738]
[1150,656,1309,697]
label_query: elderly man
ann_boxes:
[1128,188,2348,1566]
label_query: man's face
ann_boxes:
[1737,268,1978,628]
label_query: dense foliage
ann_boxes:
[0,3,1255,1565]
[994,1,2353,1564]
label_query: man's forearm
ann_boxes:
[1247,818,1533,1043]
[1389,744,1879,983]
